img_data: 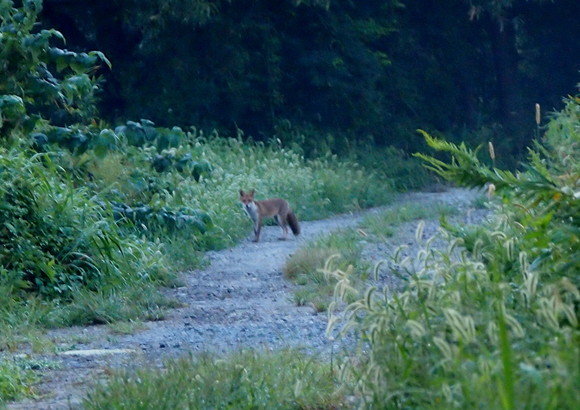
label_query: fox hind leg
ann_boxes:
[275,215,288,240]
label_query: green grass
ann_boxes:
[83,349,341,410]
[328,212,579,409]
[107,320,146,336]
[50,285,181,326]
[0,355,60,404]
[323,99,580,408]
[1,134,402,403]
[0,358,34,403]
[285,201,459,311]
[284,229,366,311]
[360,200,458,238]
[2,133,398,327]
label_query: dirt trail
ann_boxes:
[7,188,485,409]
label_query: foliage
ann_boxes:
[0,0,400,339]
[0,355,36,403]
[286,199,458,312]
[416,99,580,278]
[284,229,364,312]
[327,96,579,408]
[0,1,195,334]
[0,0,110,143]
[83,349,341,410]
[0,149,169,300]
[39,0,580,156]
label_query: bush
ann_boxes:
[0,148,172,301]
[0,0,109,143]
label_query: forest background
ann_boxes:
[39,0,580,158]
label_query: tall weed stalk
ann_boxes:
[327,95,579,408]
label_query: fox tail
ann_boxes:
[287,212,300,236]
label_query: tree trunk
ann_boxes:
[486,16,522,129]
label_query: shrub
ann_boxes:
[0,0,109,144]
[0,148,172,302]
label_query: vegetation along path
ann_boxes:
[8,187,486,409]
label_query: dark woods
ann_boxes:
[40,0,580,156]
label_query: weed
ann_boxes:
[107,321,146,336]
[0,356,37,404]
[83,349,341,409]
[360,201,457,238]
[325,98,580,408]
[284,230,365,311]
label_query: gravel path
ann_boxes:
[7,187,487,409]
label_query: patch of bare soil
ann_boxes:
[7,188,487,409]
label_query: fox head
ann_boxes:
[240,189,258,216]
[239,189,256,205]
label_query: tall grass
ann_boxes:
[1,131,400,402]
[328,219,578,408]
[285,200,458,312]
[0,357,36,403]
[326,95,580,408]
[83,349,341,410]
[284,229,364,311]
[87,132,398,252]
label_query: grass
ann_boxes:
[83,349,341,410]
[285,200,459,311]
[0,355,60,404]
[359,200,458,238]
[79,194,484,409]
[0,357,35,404]
[284,229,365,312]
[1,134,405,404]
[327,212,579,408]
[107,320,146,336]
[323,104,580,408]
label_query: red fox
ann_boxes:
[239,189,300,242]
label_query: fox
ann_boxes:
[239,189,300,242]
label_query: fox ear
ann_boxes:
[239,189,245,196]
[250,189,255,196]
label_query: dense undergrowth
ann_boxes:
[325,93,579,408]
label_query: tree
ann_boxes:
[37,0,580,155]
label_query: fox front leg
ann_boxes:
[253,218,262,242]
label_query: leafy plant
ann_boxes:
[326,95,579,408]
[0,355,37,403]
[0,0,110,144]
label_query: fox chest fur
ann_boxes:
[242,200,260,224]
